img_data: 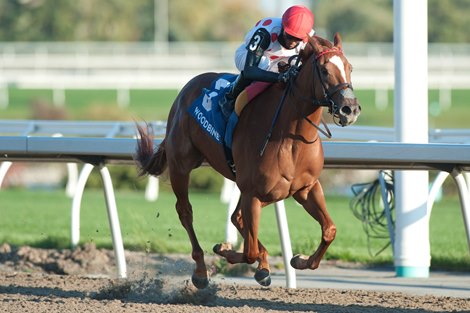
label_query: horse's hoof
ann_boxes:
[213,243,221,254]
[191,273,209,289]
[290,254,308,269]
[254,269,271,287]
[213,242,232,255]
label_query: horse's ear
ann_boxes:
[334,32,342,50]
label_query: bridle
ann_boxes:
[259,48,354,155]
[288,48,355,134]
[312,49,354,118]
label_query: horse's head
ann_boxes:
[299,33,361,126]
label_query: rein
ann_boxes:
[259,48,351,156]
[259,79,291,156]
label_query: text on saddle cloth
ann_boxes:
[188,74,238,148]
[188,75,274,149]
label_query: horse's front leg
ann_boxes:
[291,181,336,270]
[213,195,271,286]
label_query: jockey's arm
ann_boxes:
[242,28,281,83]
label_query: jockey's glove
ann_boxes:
[277,61,290,73]
[278,65,299,83]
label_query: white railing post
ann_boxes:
[71,163,94,248]
[65,163,78,198]
[99,164,127,279]
[450,168,470,253]
[394,0,430,278]
[274,201,296,288]
[144,176,159,201]
[0,161,12,188]
[225,183,240,246]
[428,171,448,213]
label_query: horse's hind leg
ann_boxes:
[169,170,209,289]
[213,195,271,286]
[291,181,336,270]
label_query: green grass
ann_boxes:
[3,88,178,121]
[0,188,468,271]
[1,88,470,128]
[353,89,470,128]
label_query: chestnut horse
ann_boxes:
[135,33,361,289]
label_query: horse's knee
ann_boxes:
[323,224,336,244]
[230,208,242,228]
[244,248,258,264]
[230,213,238,227]
[175,202,193,224]
[245,253,257,265]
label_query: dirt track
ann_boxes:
[0,244,468,313]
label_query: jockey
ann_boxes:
[219,5,315,119]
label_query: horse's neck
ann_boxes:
[281,93,323,144]
[282,66,323,142]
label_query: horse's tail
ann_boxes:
[134,123,167,177]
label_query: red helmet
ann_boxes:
[282,5,314,42]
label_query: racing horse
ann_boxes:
[135,33,361,289]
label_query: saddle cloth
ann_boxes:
[187,74,237,147]
[188,75,273,149]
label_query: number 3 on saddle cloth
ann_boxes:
[188,74,272,173]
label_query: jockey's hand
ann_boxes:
[278,65,299,83]
[277,61,290,73]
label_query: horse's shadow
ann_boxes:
[0,282,453,313]
[206,296,449,313]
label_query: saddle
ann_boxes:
[234,82,272,116]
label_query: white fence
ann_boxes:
[1,120,470,287]
[1,42,470,107]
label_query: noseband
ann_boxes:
[312,49,354,121]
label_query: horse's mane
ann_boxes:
[299,34,340,63]
[312,35,333,48]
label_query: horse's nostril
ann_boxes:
[341,106,352,116]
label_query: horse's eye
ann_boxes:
[321,67,329,76]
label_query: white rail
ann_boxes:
[1,121,470,286]
[1,42,470,93]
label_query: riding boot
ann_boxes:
[219,73,252,120]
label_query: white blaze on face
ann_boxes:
[329,55,347,83]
